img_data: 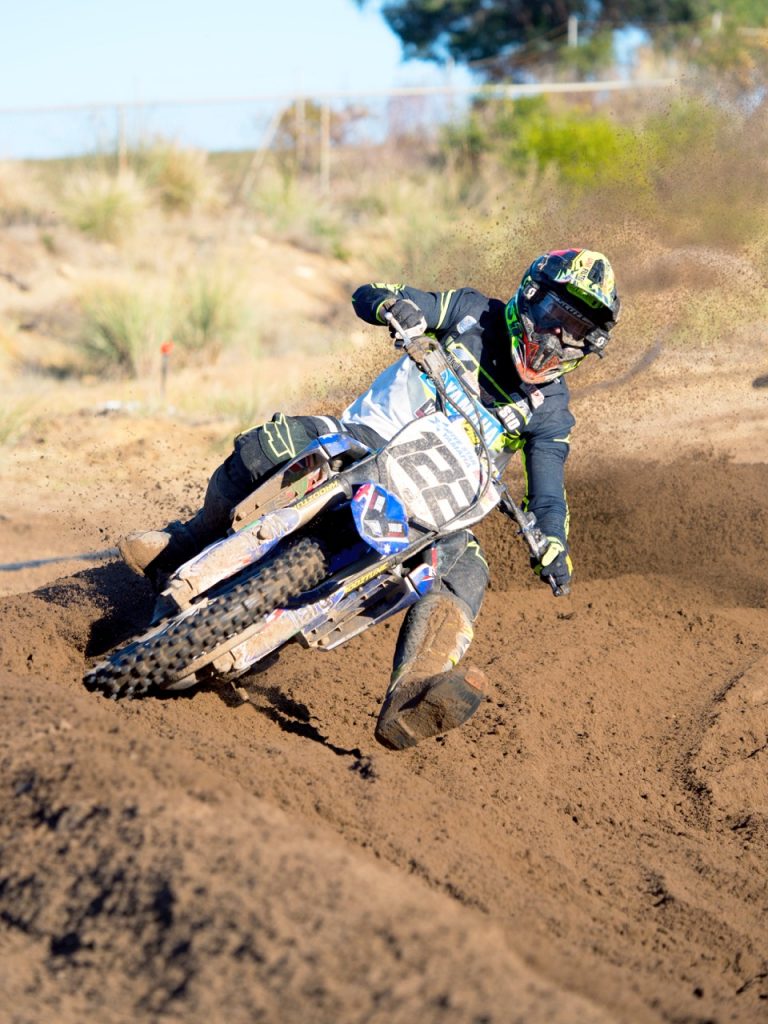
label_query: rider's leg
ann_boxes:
[375,532,490,750]
[118,413,342,587]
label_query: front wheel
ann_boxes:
[85,537,329,698]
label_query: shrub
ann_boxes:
[436,90,768,250]
[133,140,220,213]
[62,169,146,242]
[493,96,645,190]
[74,284,164,377]
[636,96,768,246]
[244,170,351,259]
[440,116,491,177]
[171,272,245,361]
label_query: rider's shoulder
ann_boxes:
[442,287,496,328]
[450,286,493,307]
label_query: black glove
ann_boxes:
[381,297,427,343]
[531,536,572,593]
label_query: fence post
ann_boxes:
[116,105,127,173]
[320,102,330,193]
[568,15,579,47]
[295,96,306,171]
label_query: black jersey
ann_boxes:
[343,283,576,544]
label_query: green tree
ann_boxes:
[359,1,594,78]
[354,1,767,79]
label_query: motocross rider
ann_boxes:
[119,249,620,750]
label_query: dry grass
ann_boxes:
[133,140,223,214]
[170,270,247,363]
[73,280,167,377]
[0,399,34,445]
[61,169,147,243]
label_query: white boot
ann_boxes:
[117,462,242,588]
[375,592,488,750]
[117,530,174,576]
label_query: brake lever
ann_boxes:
[383,310,408,347]
[383,312,440,370]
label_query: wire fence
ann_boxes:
[0,77,676,169]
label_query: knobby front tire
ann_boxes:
[84,537,328,698]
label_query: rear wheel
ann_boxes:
[85,537,328,698]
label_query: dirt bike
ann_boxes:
[85,318,562,700]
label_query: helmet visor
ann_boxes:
[527,290,600,342]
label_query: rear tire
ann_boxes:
[85,537,328,698]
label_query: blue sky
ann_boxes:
[0,0,475,158]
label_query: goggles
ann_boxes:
[526,289,600,342]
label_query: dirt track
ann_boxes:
[1,327,768,1023]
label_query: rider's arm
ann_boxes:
[352,283,465,335]
[519,406,575,545]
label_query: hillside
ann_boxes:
[1,184,768,1022]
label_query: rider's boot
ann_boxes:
[375,591,488,750]
[118,463,237,589]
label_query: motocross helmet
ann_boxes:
[506,249,620,385]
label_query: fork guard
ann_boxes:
[162,476,350,611]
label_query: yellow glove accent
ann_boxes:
[541,537,565,567]
[533,538,573,581]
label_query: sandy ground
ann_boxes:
[1,248,768,1023]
